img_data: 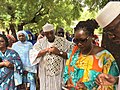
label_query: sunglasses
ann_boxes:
[73,37,89,44]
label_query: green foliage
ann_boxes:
[0,0,109,34]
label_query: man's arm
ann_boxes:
[96,73,119,86]
[37,48,49,58]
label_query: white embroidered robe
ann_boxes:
[29,36,73,90]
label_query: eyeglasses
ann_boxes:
[103,32,115,38]
[73,37,89,44]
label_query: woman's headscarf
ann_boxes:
[17,30,28,41]
[6,34,16,42]
[6,34,16,47]
[25,30,36,45]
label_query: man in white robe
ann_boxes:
[29,23,73,90]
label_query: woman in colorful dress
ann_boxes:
[63,19,119,90]
[0,34,23,90]
[12,30,37,90]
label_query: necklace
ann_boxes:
[81,44,94,57]
[68,45,94,86]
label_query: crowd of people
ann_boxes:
[0,1,120,90]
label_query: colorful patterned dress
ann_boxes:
[0,49,23,90]
[63,46,119,90]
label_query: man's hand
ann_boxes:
[37,48,49,57]
[96,73,117,86]
[48,46,68,59]
[48,47,60,55]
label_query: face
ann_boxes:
[28,34,32,40]
[57,32,64,37]
[44,30,55,42]
[8,38,15,47]
[18,33,26,42]
[73,29,91,50]
[57,29,64,37]
[0,37,6,49]
[104,15,120,44]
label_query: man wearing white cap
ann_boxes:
[29,23,73,90]
[95,1,120,89]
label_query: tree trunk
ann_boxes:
[6,28,9,34]
[18,24,23,31]
[9,24,17,40]
[18,22,27,31]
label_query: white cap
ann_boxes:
[43,23,54,32]
[96,1,120,28]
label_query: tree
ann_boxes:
[0,0,108,37]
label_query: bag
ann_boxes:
[14,71,22,86]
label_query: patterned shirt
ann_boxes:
[63,46,119,90]
[0,49,23,90]
[30,36,73,76]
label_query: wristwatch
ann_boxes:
[59,51,63,55]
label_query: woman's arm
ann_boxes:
[0,60,13,68]
[0,62,5,68]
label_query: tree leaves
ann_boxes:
[0,0,109,33]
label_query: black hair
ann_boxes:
[57,28,64,32]
[0,34,9,47]
[74,19,99,35]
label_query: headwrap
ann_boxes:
[25,30,34,40]
[6,34,16,42]
[42,23,54,32]
[96,1,120,28]
[25,30,36,45]
[17,30,28,41]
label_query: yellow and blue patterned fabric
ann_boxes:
[63,46,119,90]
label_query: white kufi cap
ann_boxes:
[43,23,54,32]
[96,1,120,28]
